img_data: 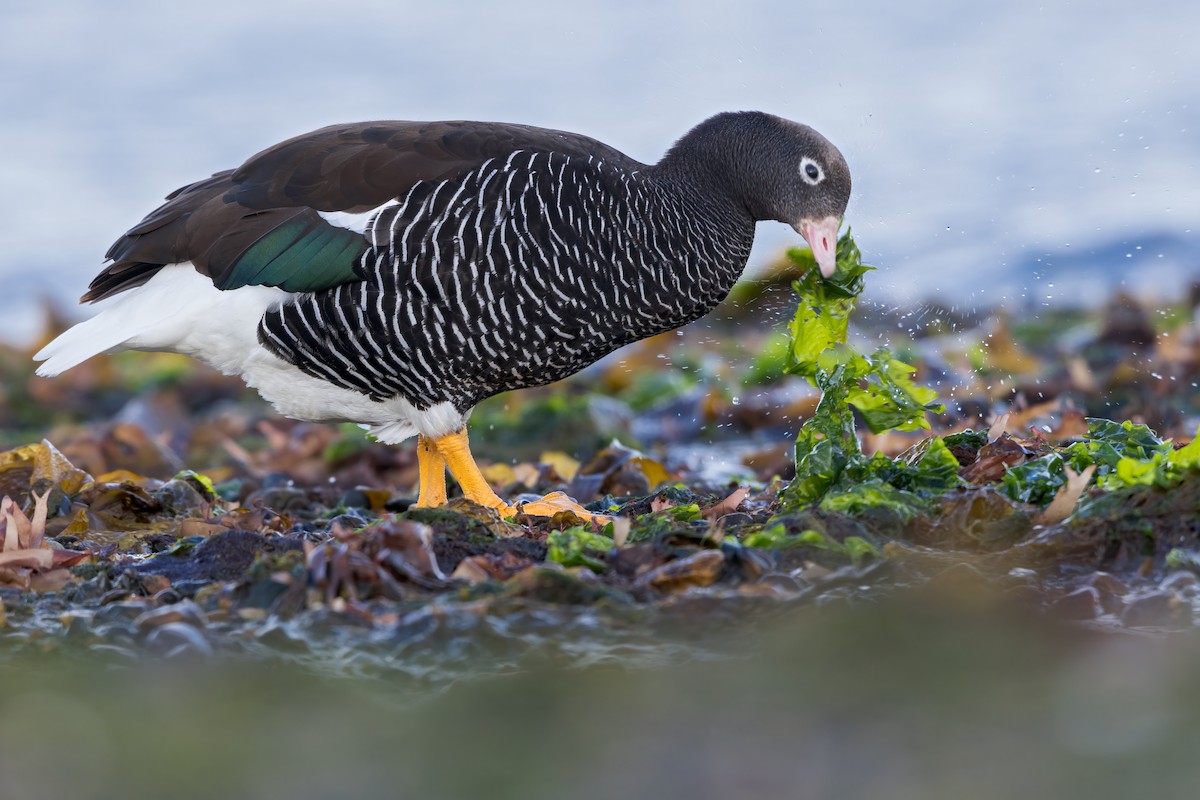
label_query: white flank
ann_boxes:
[33,263,467,444]
[317,199,400,234]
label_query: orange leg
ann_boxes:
[432,429,517,517]
[413,434,448,508]
[428,429,610,523]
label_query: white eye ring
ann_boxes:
[799,156,824,186]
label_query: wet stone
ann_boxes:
[640,550,726,593]
[244,485,313,515]
[1048,587,1102,621]
[152,587,183,606]
[61,613,98,642]
[171,580,214,599]
[325,512,370,534]
[926,562,989,596]
[607,543,667,582]
[716,513,754,529]
[134,599,208,633]
[1086,571,1130,613]
[94,601,150,627]
[145,621,213,659]
[136,529,303,584]
[721,543,773,582]
[1120,591,1191,629]
[153,479,206,516]
[759,573,803,593]
[87,642,139,661]
[139,574,171,597]
[253,618,310,653]
[1086,571,1129,596]
[1160,571,1198,594]
[338,489,373,511]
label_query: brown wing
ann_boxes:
[84,120,639,302]
[228,119,637,211]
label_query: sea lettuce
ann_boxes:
[779,232,947,511]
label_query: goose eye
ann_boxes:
[800,157,824,186]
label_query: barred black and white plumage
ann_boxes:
[260,149,755,410]
[35,111,852,516]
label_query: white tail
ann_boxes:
[34,306,145,376]
[33,263,291,377]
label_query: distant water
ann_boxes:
[2,0,1198,341]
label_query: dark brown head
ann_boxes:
[658,111,852,276]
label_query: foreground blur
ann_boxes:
[0,597,1196,800]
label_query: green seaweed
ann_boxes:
[546,527,615,571]
[778,231,946,512]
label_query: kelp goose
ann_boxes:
[35,111,852,517]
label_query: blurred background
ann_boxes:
[3,0,1199,342]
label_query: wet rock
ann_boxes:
[134,599,208,633]
[153,479,207,516]
[253,618,310,653]
[640,550,726,593]
[999,567,1042,604]
[919,489,1033,551]
[1160,571,1198,594]
[759,573,802,593]
[615,486,704,518]
[502,566,633,605]
[84,482,163,522]
[1085,571,1130,613]
[449,552,532,585]
[136,529,302,584]
[139,574,171,597]
[608,543,668,582]
[925,562,991,599]
[144,621,213,659]
[721,542,773,582]
[171,580,213,599]
[243,485,313,515]
[325,512,370,535]
[410,503,523,540]
[152,587,183,606]
[338,488,387,513]
[87,642,139,661]
[715,512,754,529]
[1120,591,1191,629]
[94,601,150,628]
[428,515,547,574]
[220,507,283,534]
[450,557,493,585]
[1048,587,1102,621]
[234,567,305,615]
[793,562,833,583]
